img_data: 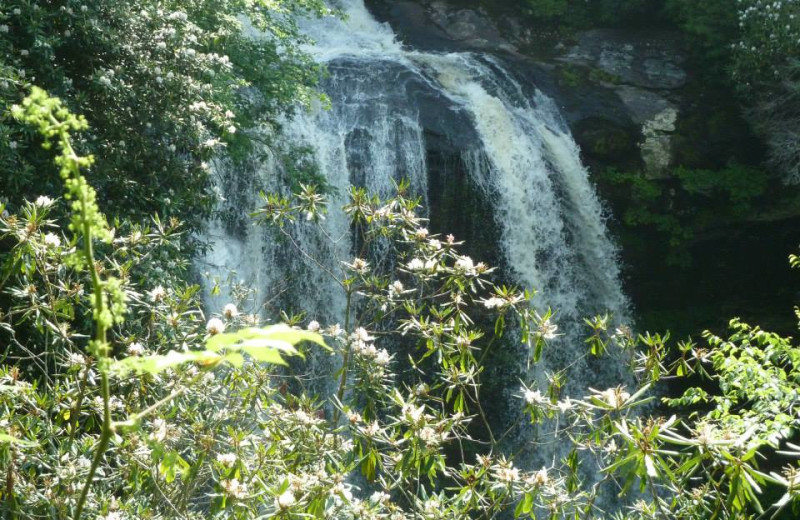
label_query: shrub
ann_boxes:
[3,89,800,520]
[0,0,329,234]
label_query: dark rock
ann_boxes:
[366,0,517,53]
[573,117,640,166]
[560,29,688,90]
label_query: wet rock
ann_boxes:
[428,1,515,52]
[366,0,516,53]
[561,29,687,90]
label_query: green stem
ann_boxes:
[72,154,110,520]
[66,364,90,451]
[74,371,111,519]
[332,289,353,426]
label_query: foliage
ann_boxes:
[667,0,800,184]
[519,0,663,28]
[3,90,800,520]
[0,0,330,233]
[664,0,740,78]
[601,164,769,265]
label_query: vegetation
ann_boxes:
[600,164,769,265]
[0,0,329,234]
[1,89,800,520]
[517,0,800,184]
[519,0,661,27]
[2,1,800,519]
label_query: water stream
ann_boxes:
[200,0,630,474]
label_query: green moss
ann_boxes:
[556,65,585,88]
[588,68,622,85]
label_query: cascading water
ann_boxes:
[200,0,630,474]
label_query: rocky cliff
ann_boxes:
[365,0,800,336]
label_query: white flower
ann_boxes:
[13,8,21,15]
[418,426,440,447]
[35,195,54,207]
[0,25,9,33]
[414,227,429,239]
[483,297,506,310]
[166,71,174,80]
[9,141,17,150]
[523,388,545,406]
[455,255,475,273]
[44,233,61,248]
[307,320,320,332]
[370,491,390,504]
[63,30,71,37]
[223,303,238,319]
[216,452,237,467]
[206,318,225,335]
[98,512,124,520]
[556,399,573,413]
[531,468,549,486]
[149,285,166,302]
[494,465,520,483]
[20,49,29,57]
[126,342,145,356]
[535,313,560,340]
[168,11,188,22]
[275,490,296,509]
[68,352,86,367]
[222,478,248,499]
[324,323,342,338]
[150,418,168,442]
[388,280,404,298]
[596,387,631,409]
[99,76,112,87]
[227,125,236,134]
[81,5,88,12]
[407,258,425,271]
[347,257,369,273]
[353,327,374,343]
[402,403,425,425]
[375,349,391,366]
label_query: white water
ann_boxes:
[200,0,630,469]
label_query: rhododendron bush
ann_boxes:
[2,90,800,519]
[0,0,329,233]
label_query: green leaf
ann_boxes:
[111,325,325,375]
[112,349,232,375]
[207,324,329,356]
[159,451,190,483]
[0,432,37,447]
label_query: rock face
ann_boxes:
[366,0,516,52]
[558,29,686,176]
[366,0,692,178]
[562,29,687,90]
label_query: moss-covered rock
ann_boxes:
[573,117,640,166]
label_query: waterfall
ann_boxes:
[199,0,629,470]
